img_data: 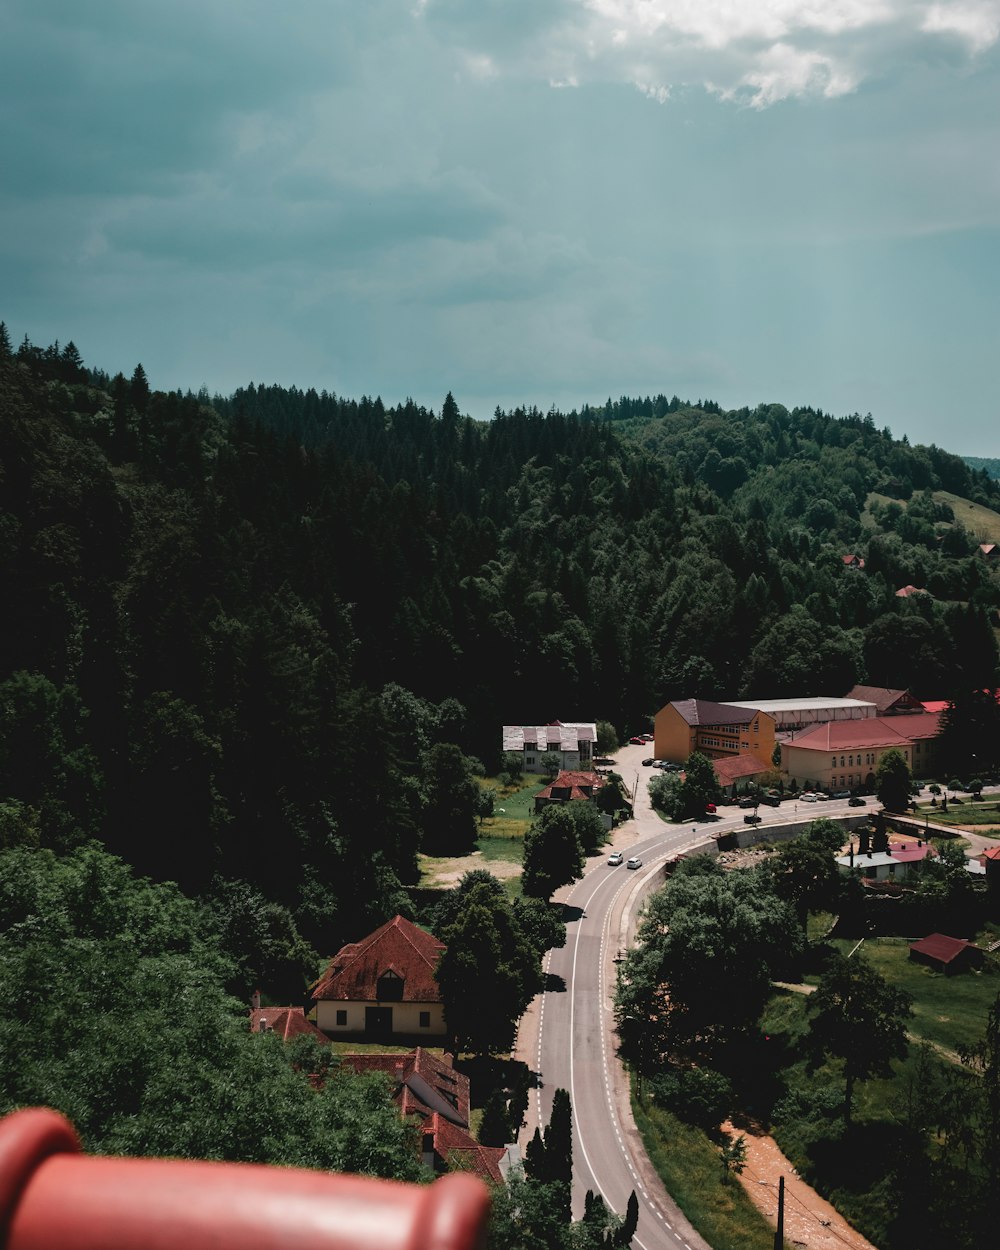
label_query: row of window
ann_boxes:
[334,1009,432,1027]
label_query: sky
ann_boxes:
[2,1,999,455]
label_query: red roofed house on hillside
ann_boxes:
[313,915,447,1042]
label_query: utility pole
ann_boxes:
[773,1175,784,1250]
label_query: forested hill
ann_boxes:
[2,326,999,964]
[964,455,1000,481]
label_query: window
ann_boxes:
[832,757,837,767]
[419,1011,431,1029]
[840,756,845,767]
[336,1010,347,1027]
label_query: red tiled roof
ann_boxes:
[981,847,1000,862]
[845,685,919,714]
[889,842,936,864]
[313,915,445,1003]
[534,770,604,802]
[909,933,975,964]
[785,712,941,753]
[895,584,929,598]
[338,1048,470,1128]
[712,754,770,784]
[423,1113,505,1184]
[250,1007,329,1043]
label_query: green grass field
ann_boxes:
[630,1090,784,1250]
[861,489,1000,545]
[914,800,1000,831]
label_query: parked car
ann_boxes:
[629,736,644,745]
[608,851,623,866]
[642,757,655,767]
[641,733,654,742]
[848,796,866,807]
[626,856,642,870]
[737,797,756,808]
[800,792,819,802]
[744,814,762,824]
[760,792,781,806]
[705,802,717,814]
[831,789,851,799]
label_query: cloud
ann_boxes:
[423,0,999,105]
[922,1,1000,52]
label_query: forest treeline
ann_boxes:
[1,324,999,986]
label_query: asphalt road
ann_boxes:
[522,743,940,1250]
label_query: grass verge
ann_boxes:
[630,1085,783,1250]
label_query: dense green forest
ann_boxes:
[1,323,999,984]
[964,455,1000,481]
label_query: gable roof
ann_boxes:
[712,754,770,784]
[422,1113,506,1184]
[909,933,976,964]
[313,915,445,1004]
[534,770,605,802]
[895,584,930,598]
[338,1048,470,1128]
[845,685,920,714]
[784,712,941,753]
[669,699,761,727]
[250,1006,329,1043]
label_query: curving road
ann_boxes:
[517,743,887,1250]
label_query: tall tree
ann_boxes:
[522,805,585,900]
[807,952,913,1124]
[876,747,912,813]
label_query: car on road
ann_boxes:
[737,797,757,808]
[607,851,623,866]
[744,814,762,824]
[848,796,867,807]
[626,856,642,870]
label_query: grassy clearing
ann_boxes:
[813,936,1000,1054]
[934,490,1000,543]
[630,1088,782,1250]
[914,800,1000,830]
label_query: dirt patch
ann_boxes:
[419,849,522,888]
[722,1123,877,1250]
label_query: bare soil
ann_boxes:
[722,1123,878,1250]
[418,849,523,888]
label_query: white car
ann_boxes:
[626,856,642,870]
[608,851,623,866]
[800,792,818,802]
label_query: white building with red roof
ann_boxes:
[312,914,447,1041]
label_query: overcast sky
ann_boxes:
[2,1,999,453]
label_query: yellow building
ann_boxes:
[781,712,942,792]
[653,699,776,766]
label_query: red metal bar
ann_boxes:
[0,1108,490,1250]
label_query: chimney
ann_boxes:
[251,989,261,1011]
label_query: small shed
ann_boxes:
[908,933,983,975]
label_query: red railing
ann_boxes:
[0,1108,490,1250]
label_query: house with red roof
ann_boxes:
[312,915,447,1041]
[842,553,866,569]
[909,933,983,975]
[711,753,772,796]
[782,712,942,793]
[978,542,998,562]
[250,1003,330,1044]
[895,584,931,599]
[532,769,606,813]
[335,1049,509,1184]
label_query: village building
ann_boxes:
[909,933,983,975]
[835,837,936,881]
[782,711,942,792]
[312,914,447,1042]
[653,699,777,766]
[844,685,924,716]
[501,721,596,774]
[532,769,606,814]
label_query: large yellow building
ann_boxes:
[653,699,777,766]
[781,712,942,791]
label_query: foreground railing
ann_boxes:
[0,1108,490,1250]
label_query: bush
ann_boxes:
[649,1066,734,1131]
